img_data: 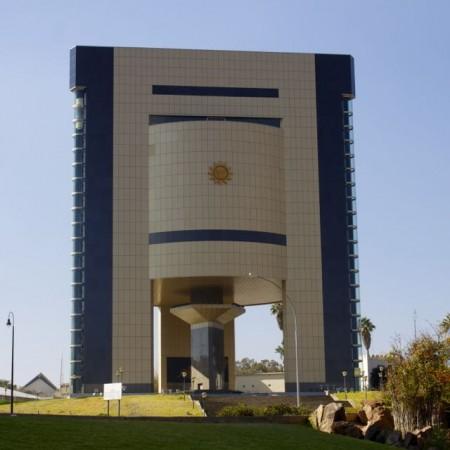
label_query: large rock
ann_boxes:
[365,422,384,442]
[413,426,432,449]
[332,421,364,439]
[309,403,346,433]
[403,432,418,448]
[362,400,384,421]
[361,400,394,425]
[385,430,403,446]
[357,408,368,425]
[320,403,346,433]
[361,401,394,442]
[308,404,324,430]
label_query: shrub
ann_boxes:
[262,403,311,416]
[426,427,450,450]
[385,334,450,434]
[217,403,256,417]
[217,403,311,417]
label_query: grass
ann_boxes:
[334,391,384,406]
[0,415,387,450]
[0,394,202,417]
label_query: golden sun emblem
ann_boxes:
[208,162,232,185]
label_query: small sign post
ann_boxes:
[104,383,122,416]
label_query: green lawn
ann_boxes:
[334,391,384,406]
[0,395,202,417]
[0,415,386,450]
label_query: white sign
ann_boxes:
[103,383,122,400]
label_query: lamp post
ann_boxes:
[6,312,15,416]
[378,366,384,391]
[342,370,348,399]
[248,273,300,407]
[115,366,124,417]
[360,369,367,400]
[116,367,124,382]
[181,370,187,400]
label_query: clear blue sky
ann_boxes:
[1,0,449,386]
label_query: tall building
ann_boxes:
[69,46,361,394]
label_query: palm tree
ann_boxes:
[359,317,376,359]
[439,313,450,335]
[271,303,283,331]
[271,303,284,363]
[275,344,284,361]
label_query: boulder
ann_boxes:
[309,403,346,433]
[319,403,346,433]
[362,400,384,422]
[365,422,384,441]
[363,412,394,442]
[332,421,364,439]
[357,408,368,425]
[385,430,403,446]
[360,401,394,429]
[413,426,432,449]
[360,400,395,442]
[404,432,418,448]
[308,404,324,430]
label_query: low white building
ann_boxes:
[0,387,38,400]
[235,372,285,393]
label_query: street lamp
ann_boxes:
[6,312,15,416]
[342,370,348,399]
[116,367,124,382]
[248,273,300,407]
[115,367,124,417]
[360,369,368,400]
[378,366,384,391]
[181,370,187,400]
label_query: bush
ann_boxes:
[385,334,450,434]
[217,403,256,417]
[262,403,310,416]
[426,427,450,450]
[217,403,311,417]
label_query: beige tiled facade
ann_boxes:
[112,47,325,389]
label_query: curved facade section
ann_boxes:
[148,120,286,280]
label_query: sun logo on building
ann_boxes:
[208,162,232,185]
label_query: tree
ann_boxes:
[235,358,283,375]
[271,302,284,362]
[271,303,283,331]
[359,317,376,359]
[275,343,284,361]
[439,313,450,336]
[385,333,450,434]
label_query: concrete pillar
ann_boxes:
[170,304,244,391]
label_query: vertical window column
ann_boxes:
[71,87,86,393]
[343,99,362,383]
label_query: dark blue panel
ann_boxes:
[315,54,355,386]
[149,229,287,246]
[149,115,281,128]
[70,46,114,392]
[152,85,278,98]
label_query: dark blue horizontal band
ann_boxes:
[152,85,278,98]
[149,229,286,246]
[149,115,281,128]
